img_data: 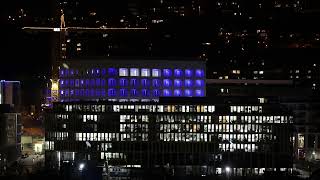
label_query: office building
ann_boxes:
[45,97,293,178]
[0,80,21,111]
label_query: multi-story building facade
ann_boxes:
[45,97,293,178]
[57,59,206,102]
[0,80,21,111]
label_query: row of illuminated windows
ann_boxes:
[56,114,69,120]
[59,68,205,78]
[60,88,204,97]
[101,143,112,151]
[119,68,205,78]
[160,124,201,133]
[83,115,98,122]
[47,132,69,140]
[120,115,149,123]
[100,152,125,160]
[159,133,208,142]
[156,115,212,123]
[113,105,214,113]
[120,133,148,141]
[75,133,119,141]
[61,104,214,113]
[120,124,149,132]
[219,143,258,152]
[219,133,271,143]
[44,141,54,150]
[205,124,272,133]
[230,106,262,113]
[60,78,205,88]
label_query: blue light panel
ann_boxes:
[195,69,204,78]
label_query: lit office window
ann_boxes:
[152,79,161,87]
[163,89,171,96]
[174,89,182,96]
[101,68,106,76]
[130,78,138,87]
[130,68,139,76]
[163,79,172,87]
[185,69,193,77]
[119,78,128,87]
[119,68,128,76]
[141,68,150,77]
[120,89,128,97]
[174,69,183,77]
[108,78,116,87]
[195,69,204,77]
[131,89,138,96]
[163,69,172,77]
[195,89,204,97]
[108,68,117,76]
[153,89,160,97]
[152,69,161,77]
[108,89,116,97]
[174,79,182,87]
[184,89,192,96]
[185,79,192,87]
[141,79,149,87]
[142,89,149,97]
[195,79,204,87]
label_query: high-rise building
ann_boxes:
[0,80,21,111]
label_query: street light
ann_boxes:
[225,166,231,180]
[79,163,85,171]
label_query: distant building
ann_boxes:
[45,97,293,178]
[0,80,21,111]
[0,104,22,165]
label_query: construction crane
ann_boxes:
[22,9,148,104]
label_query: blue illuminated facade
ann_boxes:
[58,59,205,101]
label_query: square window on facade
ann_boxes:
[152,69,161,77]
[130,68,139,76]
[163,69,172,77]
[141,68,150,77]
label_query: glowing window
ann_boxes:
[174,79,182,87]
[130,79,138,87]
[120,89,128,97]
[131,89,138,96]
[108,78,116,87]
[195,79,204,87]
[195,69,204,77]
[195,89,204,97]
[130,68,139,76]
[185,69,193,77]
[119,68,128,76]
[142,89,149,97]
[119,78,128,87]
[153,89,160,97]
[152,79,161,87]
[141,79,149,87]
[174,69,183,77]
[108,89,116,97]
[163,79,172,87]
[174,89,182,96]
[101,68,107,76]
[96,79,101,86]
[163,69,172,77]
[152,69,161,77]
[184,89,192,96]
[141,69,150,77]
[108,68,117,76]
[185,79,192,87]
[163,89,171,96]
